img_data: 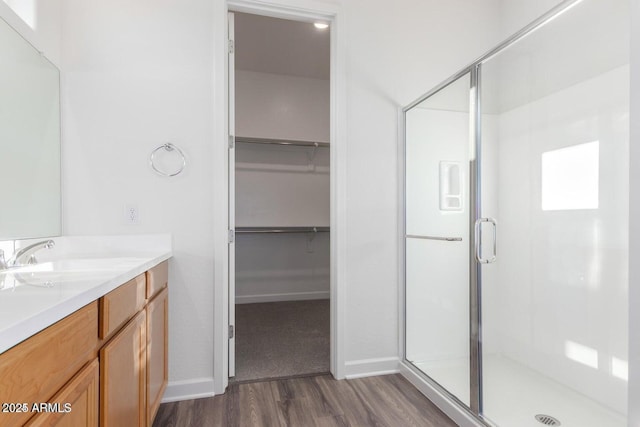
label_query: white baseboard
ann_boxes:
[344,356,400,379]
[398,362,482,427]
[236,291,329,304]
[161,377,216,403]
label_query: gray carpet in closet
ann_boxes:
[233,299,330,382]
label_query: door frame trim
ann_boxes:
[214,0,346,394]
[469,63,482,414]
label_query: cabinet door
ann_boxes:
[25,359,99,427]
[146,287,168,426]
[100,310,146,427]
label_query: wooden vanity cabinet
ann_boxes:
[0,303,98,427]
[100,261,169,427]
[0,261,168,427]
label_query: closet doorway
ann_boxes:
[228,11,331,382]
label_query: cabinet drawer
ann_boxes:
[99,274,146,340]
[25,359,99,427]
[0,303,98,427]
[146,261,168,300]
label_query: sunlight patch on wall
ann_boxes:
[611,356,628,381]
[3,0,36,29]
[542,141,599,211]
[565,340,598,369]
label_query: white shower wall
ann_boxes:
[484,65,630,414]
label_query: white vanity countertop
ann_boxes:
[0,234,172,354]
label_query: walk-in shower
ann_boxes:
[403,0,629,425]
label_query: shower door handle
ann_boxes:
[474,218,497,264]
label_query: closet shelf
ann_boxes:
[236,226,329,234]
[235,136,329,148]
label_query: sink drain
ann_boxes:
[535,414,561,426]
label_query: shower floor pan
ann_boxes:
[414,355,625,427]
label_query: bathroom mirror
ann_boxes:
[0,16,61,239]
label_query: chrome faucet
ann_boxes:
[0,249,7,270]
[6,240,55,268]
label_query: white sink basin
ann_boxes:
[0,257,148,289]
[5,258,146,274]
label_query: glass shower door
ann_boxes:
[404,73,472,406]
[478,0,629,425]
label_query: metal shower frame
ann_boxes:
[401,0,586,424]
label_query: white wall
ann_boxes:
[236,70,329,142]
[235,233,330,303]
[235,143,330,227]
[61,0,216,391]
[341,0,503,373]
[497,0,564,37]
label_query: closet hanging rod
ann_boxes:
[235,226,330,234]
[235,136,330,148]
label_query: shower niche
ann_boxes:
[439,162,463,211]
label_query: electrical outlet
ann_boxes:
[124,204,139,224]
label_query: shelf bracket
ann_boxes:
[307,142,319,165]
[306,227,318,253]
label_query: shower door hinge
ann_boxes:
[228,229,235,243]
[228,39,234,54]
[229,325,234,339]
[228,135,235,149]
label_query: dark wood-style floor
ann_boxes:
[153,373,456,427]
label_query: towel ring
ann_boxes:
[150,143,186,177]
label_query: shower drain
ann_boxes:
[534,414,561,426]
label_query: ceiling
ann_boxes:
[234,12,330,81]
